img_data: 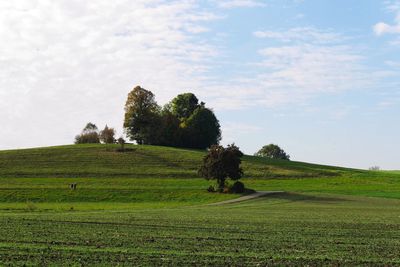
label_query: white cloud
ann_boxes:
[257,44,367,93]
[215,0,266,9]
[0,0,218,149]
[196,26,377,111]
[182,27,372,111]
[383,0,400,12]
[221,122,262,144]
[254,27,344,44]
[373,22,400,35]
[373,1,400,35]
[0,1,384,151]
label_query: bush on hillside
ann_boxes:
[117,137,126,152]
[255,144,290,160]
[99,125,116,144]
[75,123,100,144]
[230,181,245,193]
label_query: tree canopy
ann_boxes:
[183,107,221,149]
[123,86,160,145]
[99,125,116,144]
[254,144,290,160]
[198,144,244,192]
[170,93,200,121]
[123,86,221,149]
[75,123,100,144]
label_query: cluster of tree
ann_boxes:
[75,123,116,144]
[254,144,290,160]
[123,86,221,149]
[198,144,245,193]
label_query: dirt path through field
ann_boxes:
[209,191,284,205]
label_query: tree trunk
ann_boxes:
[218,178,225,192]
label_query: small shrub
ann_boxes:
[75,123,100,144]
[207,185,216,192]
[230,181,245,193]
[75,132,100,144]
[117,137,126,152]
[99,125,116,144]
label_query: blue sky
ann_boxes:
[1,0,400,169]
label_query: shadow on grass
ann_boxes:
[263,192,349,203]
[243,188,256,195]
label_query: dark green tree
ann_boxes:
[117,137,126,151]
[255,144,290,160]
[198,144,244,192]
[183,107,221,149]
[157,109,182,147]
[75,122,100,144]
[170,93,200,121]
[123,86,161,144]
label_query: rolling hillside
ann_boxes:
[0,144,399,209]
[0,144,362,179]
[1,144,400,265]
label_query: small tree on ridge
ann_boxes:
[75,123,100,144]
[255,144,290,160]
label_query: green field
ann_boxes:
[1,144,400,265]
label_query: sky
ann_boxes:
[1,0,400,169]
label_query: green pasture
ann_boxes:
[1,194,400,265]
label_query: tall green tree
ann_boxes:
[254,144,290,160]
[198,144,244,192]
[123,86,160,144]
[170,93,200,121]
[183,107,221,149]
[157,109,182,147]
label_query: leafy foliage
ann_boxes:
[230,181,245,193]
[75,123,100,144]
[198,144,244,192]
[99,125,116,144]
[255,144,290,160]
[117,137,126,151]
[170,93,201,121]
[123,86,160,145]
[123,86,221,149]
[183,107,221,149]
[157,109,182,147]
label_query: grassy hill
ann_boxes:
[1,144,400,265]
[0,143,356,179]
[0,144,400,210]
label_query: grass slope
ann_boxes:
[0,144,399,210]
[0,144,352,179]
[1,144,400,265]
